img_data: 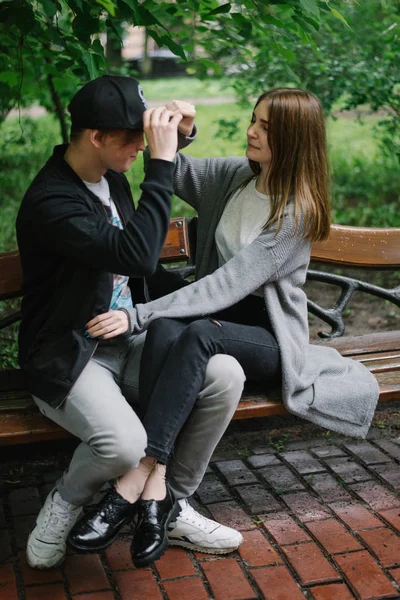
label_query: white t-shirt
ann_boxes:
[215,178,270,297]
[83,177,134,311]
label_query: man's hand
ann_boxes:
[166,100,196,137]
[144,106,183,162]
[86,310,129,339]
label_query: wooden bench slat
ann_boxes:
[311,224,400,268]
[320,331,400,356]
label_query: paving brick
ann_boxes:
[0,564,17,600]
[325,457,371,484]
[74,593,115,600]
[114,569,163,600]
[247,454,282,468]
[369,462,400,489]
[13,514,36,550]
[282,492,331,522]
[309,582,355,599]
[20,552,63,585]
[378,507,400,532]
[282,541,340,585]
[262,512,311,545]
[196,474,232,504]
[358,527,400,568]
[329,501,384,531]
[304,473,352,502]
[235,484,281,514]
[388,566,400,586]
[351,481,400,511]
[259,465,305,492]
[375,440,400,461]
[156,547,196,579]
[281,450,326,474]
[64,554,110,595]
[9,487,41,517]
[251,446,275,455]
[0,529,12,563]
[343,442,391,465]
[238,529,282,567]
[306,518,362,554]
[312,446,346,459]
[214,460,258,486]
[207,500,256,531]
[251,564,305,600]
[163,577,210,600]
[202,558,255,600]
[25,584,68,600]
[104,537,132,571]
[284,439,327,451]
[334,550,398,599]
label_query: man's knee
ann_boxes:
[92,422,147,472]
[202,354,246,400]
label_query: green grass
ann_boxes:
[140,76,235,101]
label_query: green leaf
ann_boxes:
[299,0,320,18]
[121,0,140,25]
[0,71,19,87]
[160,35,186,61]
[330,8,351,29]
[82,52,98,79]
[203,2,231,17]
[40,0,58,18]
[95,0,116,16]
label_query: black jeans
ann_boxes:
[139,295,281,463]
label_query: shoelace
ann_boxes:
[180,504,218,532]
[38,500,78,542]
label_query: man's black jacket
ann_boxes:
[16,145,187,408]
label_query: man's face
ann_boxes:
[100,130,146,173]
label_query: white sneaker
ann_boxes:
[26,488,82,569]
[168,498,243,554]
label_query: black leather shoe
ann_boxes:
[131,484,180,567]
[68,487,137,552]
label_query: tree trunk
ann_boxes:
[47,74,68,144]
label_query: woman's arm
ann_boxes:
[124,217,310,333]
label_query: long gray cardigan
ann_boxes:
[127,153,379,438]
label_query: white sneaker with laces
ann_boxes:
[168,498,243,554]
[26,488,82,569]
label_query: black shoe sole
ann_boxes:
[132,502,180,568]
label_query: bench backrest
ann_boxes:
[0,218,192,302]
[1,219,399,303]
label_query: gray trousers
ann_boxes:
[33,333,245,506]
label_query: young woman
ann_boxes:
[75,88,379,567]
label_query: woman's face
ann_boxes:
[246,99,272,170]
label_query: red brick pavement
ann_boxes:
[2,434,400,599]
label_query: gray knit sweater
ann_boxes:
[127,153,379,438]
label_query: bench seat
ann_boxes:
[0,330,399,444]
[1,218,399,445]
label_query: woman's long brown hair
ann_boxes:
[249,88,330,242]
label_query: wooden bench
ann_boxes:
[0,217,399,445]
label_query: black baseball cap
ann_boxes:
[68,75,148,131]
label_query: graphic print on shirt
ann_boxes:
[83,177,134,311]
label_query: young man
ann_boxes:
[16,75,245,570]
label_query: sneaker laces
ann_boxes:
[37,494,80,543]
[177,500,219,533]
